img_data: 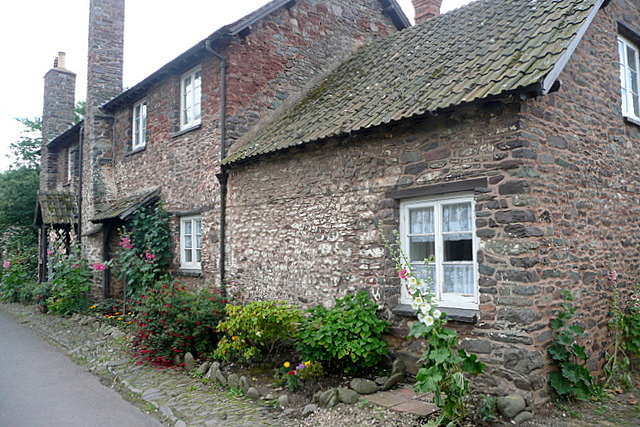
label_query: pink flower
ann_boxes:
[119,237,134,249]
[2,261,10,268]
[608,270,618,282]
[71,264,79,269]
[46,250,53,255]
[398,269,408,280]
[144,250,156,261]
[92,263,107,271]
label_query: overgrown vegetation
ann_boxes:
[383,230,485,426]
[214,300,302,362]
[297,291,389,373]
[548,289,601,401]
[605,271,640,390]
[132,282,228,366]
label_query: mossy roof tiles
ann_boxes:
[91,187,160,223]
[36,192,77,226]
[225,0,602,165]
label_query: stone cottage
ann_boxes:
[38,0,640,401]
[36,0,409,294]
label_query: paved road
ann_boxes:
[0,310,164,427]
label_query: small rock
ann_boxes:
[513,411,534,424]
[338,387,360,404]
[391,358,406,375]
[183,352,196,371]
[214,368,227,385]
[211,361,221,371]
[111,329,125,339]
[375,376,389,386]
[265,393,275,400]
[246,387,260,400]
[302,404,318,416]
[227,373,239,389]
[278,394,290,408]
[196,361,211,376]
[173,354,182,366]
[319,388,339,408]
[496,394,527,419]
[175,421,187,427]
[283,408,295,416]
[205,364,216,380]
[239,376,249,393]
[381,372,404,391]
[349,378,379,395]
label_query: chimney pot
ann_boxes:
[412,0,443,22]
[57,52,66,69]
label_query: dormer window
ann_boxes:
[180,67,201,130]
[132,100,147,150]
[618,35,640,121]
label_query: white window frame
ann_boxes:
[618,35,640,121]
[399,193,479,310]
[180,67,202,130]
[132,100,147,150]
[66,147,74,183]
[180,216,202,270]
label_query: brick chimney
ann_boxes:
[83,0,124,213]
[412,0,443,22]
[41,52,76,190]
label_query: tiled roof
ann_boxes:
[224,0,602,165]
[91,187,160,223]
[36,192,77,226]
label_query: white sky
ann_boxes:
[0,0,471,172]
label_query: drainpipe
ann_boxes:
[205,39,228,293]
[77,122,84,245]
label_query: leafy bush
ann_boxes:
[132,282,227,366]
[46,249,92,315]
[297,291,389,373]
[548,290,601,400]
[116,204,172,299]
[215,300,302,362]
[0,232,38,303]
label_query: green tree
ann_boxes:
[0,168,39,230]
[9,117,41,170]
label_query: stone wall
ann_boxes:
[224,0,640,402]
[108,0,400,282]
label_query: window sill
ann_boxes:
[624,115,640,128]
[393,304,479,323]
[173,123,201,138]
[126,146,146,157]
[173,269,202,277]
[63,181,71,187]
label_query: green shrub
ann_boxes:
[0,239,38,303]
[46,249,92,315]
[297,291,389,373]
[548,290,601,400]
[132,282,228,366]
[214,300,302,362]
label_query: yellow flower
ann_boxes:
[231,336,237,341]
[89,306,96,309]
[283,361,290,368]
[117,317,122,321]
[114,312,120,315]
[304,361,311,367]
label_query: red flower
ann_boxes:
[288,370,296,375]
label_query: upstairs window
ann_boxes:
[180,67,202,130]
[399,194,478,310]
[132,101,147,150]
[180,216,202,270]
[618,35,640,121]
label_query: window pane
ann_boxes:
[409,236,434,262]
[195,249,201,263]
[184,221,192,235]
[410,207,433,234]
[634,93,640,117]
[444,236,473,261]
[627,45,638,71]
[185,249,192,263]
[443,264,474,295]
[185,236,192,250]
[442,202,471,232]
[412,263,436,294]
